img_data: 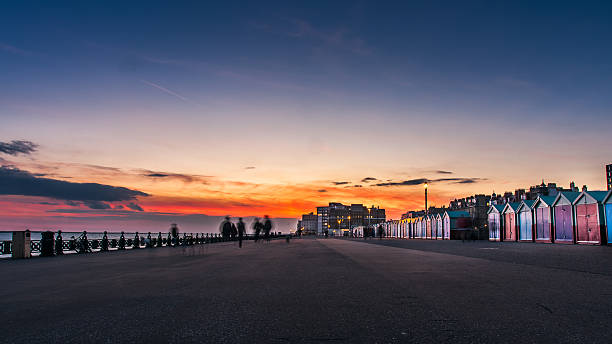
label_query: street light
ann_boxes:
[424,183,429,216]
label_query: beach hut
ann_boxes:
[572,191,608,245]
[442,211,472,240]
[408,218,416,239]
[428,215,436,239]
[551,192,580,244]
[425,215,431,239]
[436,214,443,239]
[441,213,450,239]
[501,203,520,242]
[604,190,612,244]
[531,196,556,243]
[517,200,535,242]
[421,217,427,238]
[487,204,505,241]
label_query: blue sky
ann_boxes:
[0,1,611,229]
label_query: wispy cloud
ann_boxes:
[0,140,38,156]
[140,80,189,102]
[375,177,485,187]
[0,43,32,56]
[332,181,350,185]
[254,18,372,55]
[361,177,377,183]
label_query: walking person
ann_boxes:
[263,215,272,242]
[237,217,246,248]
[220,216,232,240]
[231,222,237,241]
[253,217,262,242]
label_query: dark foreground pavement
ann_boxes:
[1,238,611,343]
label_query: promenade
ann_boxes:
[2,238,611,343]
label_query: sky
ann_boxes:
[1,1,611,232]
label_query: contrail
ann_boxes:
[140,80,188,102]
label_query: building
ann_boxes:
[299,212,318,235]
[551,191,581,243]
[501,202,520,242]
[487,204,505,241]
[573,191,608,245]
[315,202,385,235]
[532,196,556,243]
[603,190,612,244]
[607,164,612,190]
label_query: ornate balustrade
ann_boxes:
[1,231,285,257]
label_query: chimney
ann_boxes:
[582,185,588,192]
[570,181,575,191]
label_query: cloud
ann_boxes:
[317,189,327,193]
[0,166,149,202]
[361,177,377,183]
[126,202,144,211]
[375,178,428,187]
[83,201,111,210]
[141,170,209,184]
[352,185,363,188]
[0,43,32,56]
[38,201,59,205]
[0,140,38,156]
[374,177,485,187]
[141,80,188,102]
[332,181,350,185]
[65,200,80,206]
[436,170,453,175]
[244,166,256,170]
[261,18,372,55]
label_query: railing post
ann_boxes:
[55,231,64,255]
[40,231,55,257]
[12,230,31,259]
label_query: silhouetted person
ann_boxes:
[377,225,384,240]
[100,231,109,252]
[253,218,262,242]
[324,229,329,238]
[133,232,140,249]
[237,218,246,248]
[220,216,232,240]
[55,230,64,255]
[157,232,163,247]
[171,223,179,246]
[146,232,153,248]
[78,231,91,253]
[118,231,126,250]
[263,215,272,242]
[231,222,237,240]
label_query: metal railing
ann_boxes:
[1,231,286,257]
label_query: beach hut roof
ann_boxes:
[517,199,535,212]
[444,210,470,218]
[573,190,609,205]
[531,196,556,209]
[502,202,521,214]
[487,204,505,214]
[551,191,581,207]
[603,190,612,204]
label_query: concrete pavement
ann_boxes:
[1,238,611,343]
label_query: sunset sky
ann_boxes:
[1,1,611,232]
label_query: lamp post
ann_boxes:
[424,183,429,216]
[348,215,351,237]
